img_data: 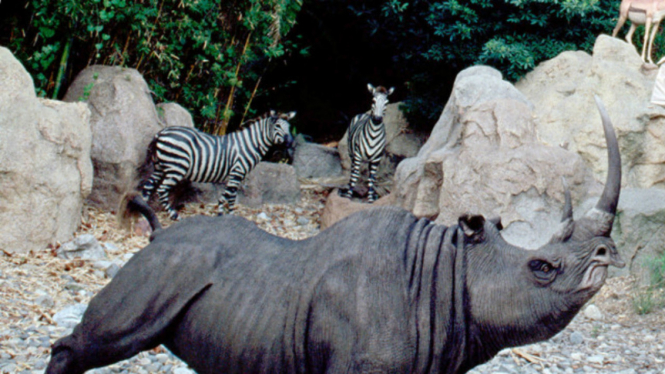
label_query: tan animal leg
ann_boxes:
[643,16,653,61]
[626,23,638,45]
[612,13,628,38]
[647,20,662,63]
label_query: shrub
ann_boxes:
[3,0,302,134]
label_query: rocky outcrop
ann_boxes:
[516,35,665,189]
[392,66,600,249]
[0,47,93,253]
[63,66,170,210]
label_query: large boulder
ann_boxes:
[0,47,92,253]
[238,162,301,207]
[157,102,195,128]
[392,65,600,249]
[63,66,167,210]
[516,35,665,189]
[292,136,344,180]
[338,103,427,196]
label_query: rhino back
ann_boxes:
[159,207,434,373]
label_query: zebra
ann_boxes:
[341,83,394,202]
[140,110,296,220]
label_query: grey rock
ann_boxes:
[174,366,196,374]
[53,304,87,328]
[102,242,120,253]
[0,47,92,254]
[583,304,604,321]
[569,331,584,345]
[57,234,106,260]
[238,162,300,207]
[292,138,343,179]
[105,263,121,278]
[63,65,170,210]
[392,65,598,249]
[34,294,54,309]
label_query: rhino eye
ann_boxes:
[529,260,558,284]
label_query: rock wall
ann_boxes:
[0,47,92,253]
[392,66,601,249]
[516,35,665,189]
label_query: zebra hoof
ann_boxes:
[169,212,180,221]
[338,189,353,199]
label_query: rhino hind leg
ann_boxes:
[46,280,212,374]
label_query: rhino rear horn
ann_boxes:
[552,96,621,242]
[459,214,486,242]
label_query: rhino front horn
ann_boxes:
[577,96,622,240]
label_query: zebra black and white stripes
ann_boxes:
[141,110,295,219]
[342,83,394,202]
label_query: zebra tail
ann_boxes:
[117,190,163,234]
[136,135,159,185]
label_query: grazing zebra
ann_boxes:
[140,110,296,219]
[341,83,394,202]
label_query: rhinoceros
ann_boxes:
[46,97,625,374]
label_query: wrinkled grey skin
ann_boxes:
[46,97,624,374]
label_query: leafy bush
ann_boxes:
[631,252,665,315]
[351,0,618,128]
[3,0,302,134]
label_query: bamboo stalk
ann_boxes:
[51,37,71,99]
[214,31,252,136]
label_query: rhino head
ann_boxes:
[459,96,625,367]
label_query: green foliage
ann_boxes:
[649,252,665,288]
[631,252,665,315]
[351,0,616,128]
[631,290,656,315]
[6,0,302,133]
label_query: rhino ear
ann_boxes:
[488,216,503,231]
[459,214,486,240]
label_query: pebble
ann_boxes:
[584,304,604,320]
[569,331,584,344]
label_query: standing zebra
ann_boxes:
[341,83,394,202]
[140,110,296,219]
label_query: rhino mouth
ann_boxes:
[579,262,609,291]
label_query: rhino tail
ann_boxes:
[117,190,162,233]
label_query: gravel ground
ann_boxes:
[1,189,664,374]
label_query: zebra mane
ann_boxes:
[373,86,391,94]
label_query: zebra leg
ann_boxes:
[156,172,183,220]
[367,160,380,203]
[341,157,361,199]
[140,169,165,200]
[218,172,244,215]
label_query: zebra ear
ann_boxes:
[367,83,375,94]
[388,87,395,96]
[285,111,296,120]
[269,109,276,117]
